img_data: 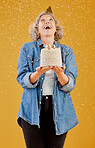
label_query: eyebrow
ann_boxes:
[41,15,53,19]
[40,17,54,20]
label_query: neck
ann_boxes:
[41,35,54,47]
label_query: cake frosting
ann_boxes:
[40,47,62,67]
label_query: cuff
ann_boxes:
[59,76,74,92]
[24,72,39,88]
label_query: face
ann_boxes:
[38,14,56,38]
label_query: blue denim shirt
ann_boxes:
[16,39,79,135]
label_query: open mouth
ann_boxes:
[44,25,51,29]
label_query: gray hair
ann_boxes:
[29,12,63,42]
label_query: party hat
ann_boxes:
[45,6,53,13]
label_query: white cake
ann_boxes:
[40,47,62,67]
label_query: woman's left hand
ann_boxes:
[51,65,69,86]
[51,65,66,75]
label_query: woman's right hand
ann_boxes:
[36,66,51,75]
[29,66,51,84]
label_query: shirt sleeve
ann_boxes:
[58,47,77,92]
[16,43,39,89]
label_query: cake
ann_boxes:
[40,46,62,67]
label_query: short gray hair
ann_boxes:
[29,12,63,42]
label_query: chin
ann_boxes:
[45,35,51,37]
[44,33,53,37]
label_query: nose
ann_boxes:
[45,20,50,24]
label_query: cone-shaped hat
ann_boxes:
[45,6,53,14]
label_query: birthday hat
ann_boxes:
[45,6,53,14]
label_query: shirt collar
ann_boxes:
[37,39,59,48]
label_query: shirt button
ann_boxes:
[41,77,43,80]
[46,96,48,99]
[41,89,42,91]
[39,102,41,104]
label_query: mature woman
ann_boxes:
[16,6,79,148]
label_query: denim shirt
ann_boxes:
[16,39,79,135]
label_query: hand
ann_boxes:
[30,66,52,84]
[51,65,69,86]
[36,66,52,75]
[50,65,66,75]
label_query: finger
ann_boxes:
[54,66,63,72]
[36,67,41,71]
[36,67,39,71]
[62,65,66,70]
[51,66,59,72]
[41,66,51,72]
[42,66,51,70]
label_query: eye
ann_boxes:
[50,18,53,21]
[40,19,45,22]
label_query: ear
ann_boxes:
[37,29,40,34]
[55,29,57,33]
[37,26,39,33]
[55,27,57,33]
[37,31,40,38]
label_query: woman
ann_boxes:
[16,6,79,148]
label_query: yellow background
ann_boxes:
[0,0,95,148]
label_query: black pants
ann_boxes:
[21,95,68,148]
